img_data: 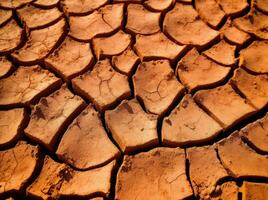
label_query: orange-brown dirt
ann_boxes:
[0,0,268,200]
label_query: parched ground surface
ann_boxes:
[0,0,268,200]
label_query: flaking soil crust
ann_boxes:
[0,0,268,200]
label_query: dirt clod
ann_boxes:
[116,148,193,200]
[0,1,267,199]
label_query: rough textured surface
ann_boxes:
[162,94,222,146]
[17,5,62,29]
[61,0,108,15]
[114,0,141,2]
[0,0,33,9]
[0,142,40,194]
[0,20,23,54]
[134,32,186,62]
[27,156,115,199]
[194,84,256,129]
[72,59,130,111]
[0,9,12,26]
[0,65,61,107]
[57,105,120,169]
[195,0,225,29]
[231,68,268,110]
[241,181,268,200]
[0,1,268,199]
[105,99,158,153]
[32,0,60,8]
[256,0,268,14]
[25,85,86,151]
[112,47,139,75]
[203,40,236,66]
[0,108,27,146]
[211,181,239,200]
[92,30,131,59]
[0,57,13,78]
[11,19,66,65]
[69,4,123,41]
[239,41,268,74]
[177,0,192,3]
[221,19,251,46]
[164,3,219,48]
[177,48,230,91]
[90,198,104,200]
[45,36,94,81]
[126,4,160,35]
[234,9,268,40]
[133,60,184,116]
[116,148,193,200]
[144,0,174,11]
[218,0,248,16]
[241,114,268,153]
[218,132,268,178]
[187,145,228,199]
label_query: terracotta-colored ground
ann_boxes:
[0,0,268,199]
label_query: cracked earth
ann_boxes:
[0,0,268,200]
